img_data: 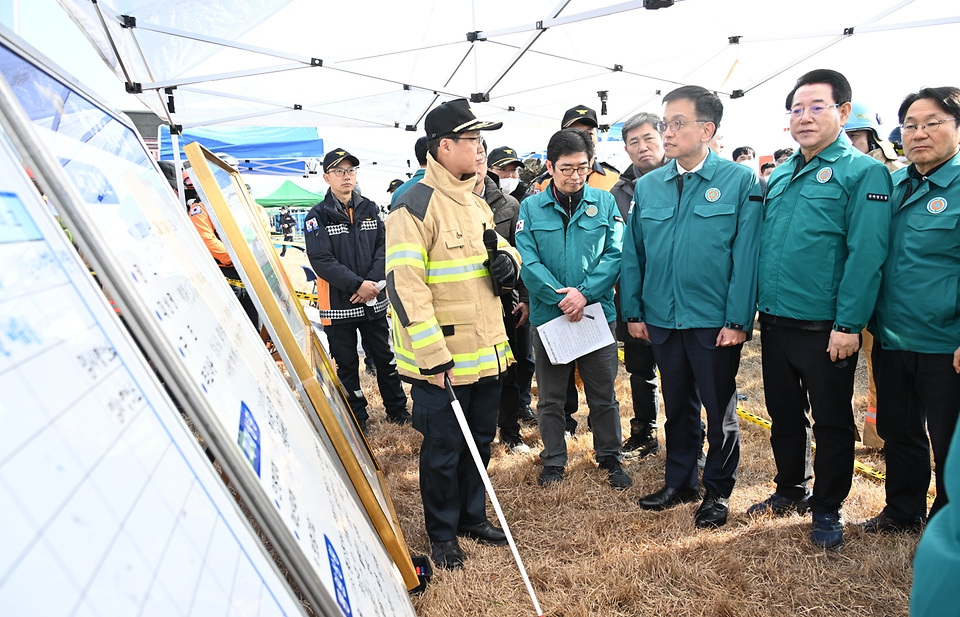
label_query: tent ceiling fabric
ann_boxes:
[57,0,960,160]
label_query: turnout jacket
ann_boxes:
[872,151,960,354]
[304,189,389,323]
[620,150,763,330]
[758,135,891,331]
[385,155,519,384]
[516,184,623,326]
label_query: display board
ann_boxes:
[0,138,306,617]
[0,31,416,617]
[185,143,417,589]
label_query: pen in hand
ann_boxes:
[583,313,595,320]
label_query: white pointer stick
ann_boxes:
[443,374,544,617]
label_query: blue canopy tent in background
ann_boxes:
[158,126,324,176]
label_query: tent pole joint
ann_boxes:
[405,124,418,131]
[466,31,486,42]
[311,58,322,67]
[125,81,142,94]
[120,14,136,29]
[728,35,741,44]
[730,89,745,99]
[293,104,302,110]
[843,26,855,35]
[612,64,623,72]
[470,92,490,103]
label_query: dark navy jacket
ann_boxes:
[304,190,388,322]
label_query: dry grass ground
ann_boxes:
[278,253,918,616]
[357,334,921,617]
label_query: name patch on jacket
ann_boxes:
[326,223,350,235]
[305,217,319,232]
[359,219,378,231]
[866,193,889,202]
[189,205,203,216]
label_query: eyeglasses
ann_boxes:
[787,104,840,119]
[327,167,358,177]
[494,166,521,176]
[656,120,708,133]
[457,136,483,145]
[900,118,957,135]
[476,154,487,163]
[555,165,591,178]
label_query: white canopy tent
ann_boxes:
[57,0,960,181]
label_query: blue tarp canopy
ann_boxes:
[158,126,324,176]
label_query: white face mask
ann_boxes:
[499,176,520,194]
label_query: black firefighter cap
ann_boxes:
[488,147,524,169]
[425,98,502,140]
[388,179,404,192]
[323,148,360,172]
[561,105,599,129]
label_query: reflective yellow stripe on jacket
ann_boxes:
[392,313,512,379]
[425,255,489,284]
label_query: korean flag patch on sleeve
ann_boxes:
[516,219,525,232]
[189,204,202,216]
[305,217,319,232]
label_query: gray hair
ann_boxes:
[621,112,662,141]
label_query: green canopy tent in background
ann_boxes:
[256,179,323,209]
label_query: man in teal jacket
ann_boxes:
[750,69,892,550]
[515,128,630,490]
[862,86,960,535]
[621,85,762,528]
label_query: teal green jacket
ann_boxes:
[758,135,892,330]
[911,414,960,616]
[872,151,960,354]
[516,185,623,326]
[620,150,762,329]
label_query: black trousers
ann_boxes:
[515,321,535,408]
[874,347,960,521]
[412,378,501,542]
[624,334,659,436]
[325,316,407,423]
[497,301,521,437]
[760,322,857,513]
[650,326,741,496]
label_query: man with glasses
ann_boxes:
[610,112,669,459]
[304,149,409,435]
[386,99,520,570]
[621,87,762,528]
[750,69,891,550]
[862,87,960,535]
[515,128,631,490]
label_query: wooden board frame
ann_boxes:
[185,143,418,589]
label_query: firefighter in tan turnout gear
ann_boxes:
[385,98,521,570]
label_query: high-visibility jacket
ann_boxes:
[385,154,519,385]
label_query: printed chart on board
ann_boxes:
[0,157,305,616]
[0,39,417,616]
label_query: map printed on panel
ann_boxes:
[0,39,416,616]
[0,166,305,616]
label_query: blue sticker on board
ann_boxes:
[325,535,353,617]
[237,401,261,476]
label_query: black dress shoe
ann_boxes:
[859,510,925,534]
[457,520,508,546]
[430,539,464,570]
[638,485,702,511]
[695,490,730,528]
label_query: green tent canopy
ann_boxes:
[255,180,323,208]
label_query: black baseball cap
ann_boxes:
[488,146,524,169]
[323,148,360,172]
[388,179,404,192]
[425,98,502,140]
[561,105,599,129]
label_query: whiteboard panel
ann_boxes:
[0,35,416,617]
[0,155,305,616]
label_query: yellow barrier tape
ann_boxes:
[226,278,318,303]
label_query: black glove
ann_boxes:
[490,251,517,290]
